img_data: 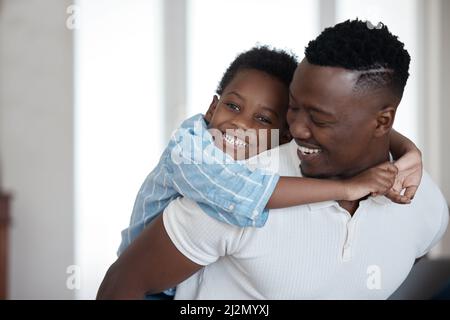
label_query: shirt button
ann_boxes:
[343,248,352,261]
[228,204,235,211]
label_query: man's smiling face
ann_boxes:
[287,59,387,179]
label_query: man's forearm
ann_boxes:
[97,262,145,300]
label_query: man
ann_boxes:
[97,20,449,299]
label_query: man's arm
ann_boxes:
[97,214,202,299]
[98,197,243,299]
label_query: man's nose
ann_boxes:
[289,116,312,140]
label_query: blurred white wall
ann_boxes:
[186,0,320,117]
[0,0,75,299]
[74,0,164,299]
[437,0,450,254]
[438,0,450,204]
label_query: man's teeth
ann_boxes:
[298,145,321,155]
[223,133,248,148]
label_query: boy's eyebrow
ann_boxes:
[227,91,245,100]
[227,91,279,119]
[260,107,280,120]
[289,91,335,117]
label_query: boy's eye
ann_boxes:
[256,115,272,125]
[225,103,240,111]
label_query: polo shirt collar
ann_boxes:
[369,195,392,206]
[308,201,337,211]
[307,196,391,212]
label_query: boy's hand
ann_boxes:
[343,162,399,202]
[387,149,423,203]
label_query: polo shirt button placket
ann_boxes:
[335,204,358,262]
[342,217,356,262]
[342,242,352,262]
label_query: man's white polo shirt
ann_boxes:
[163,140,449,299]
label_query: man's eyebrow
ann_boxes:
[308,105,335,117]
[289,91,335,117]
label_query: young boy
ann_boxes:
[112,46,421,299]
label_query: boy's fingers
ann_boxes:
[404,185,418,200]
[387,164,399,174]
[386,189,399,201]
[378,169,397,182]
[378,162,396,171]
[395,197,411,204]
[382,175,396,188]
[385,189,400,201]
[386,190,411,204]
[378,162,398,174]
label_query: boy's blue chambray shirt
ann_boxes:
[118,114,280,256]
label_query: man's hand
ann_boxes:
[344,162,399,201]
[387,148,423,203]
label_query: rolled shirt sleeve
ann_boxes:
[167,114,280,227]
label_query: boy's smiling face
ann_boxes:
[206,69,290,160]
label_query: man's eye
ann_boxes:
[288,105,299,112]
[256,116,272,124]
[311,118,328,127]
[226,103,240,111]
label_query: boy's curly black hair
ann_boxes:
[216,46,298,95]
[305,19,411,98]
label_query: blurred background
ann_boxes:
[0,0,449,299]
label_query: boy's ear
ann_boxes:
[204,95,219,122]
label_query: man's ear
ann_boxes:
[204,95,219,122]
[374,106,396,138]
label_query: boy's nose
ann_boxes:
[230,115,252,130]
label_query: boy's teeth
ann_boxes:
[223,133,248,148]
[298,145,321,155]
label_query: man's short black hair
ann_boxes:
[305,19,411,98]
[216,45,298,95]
